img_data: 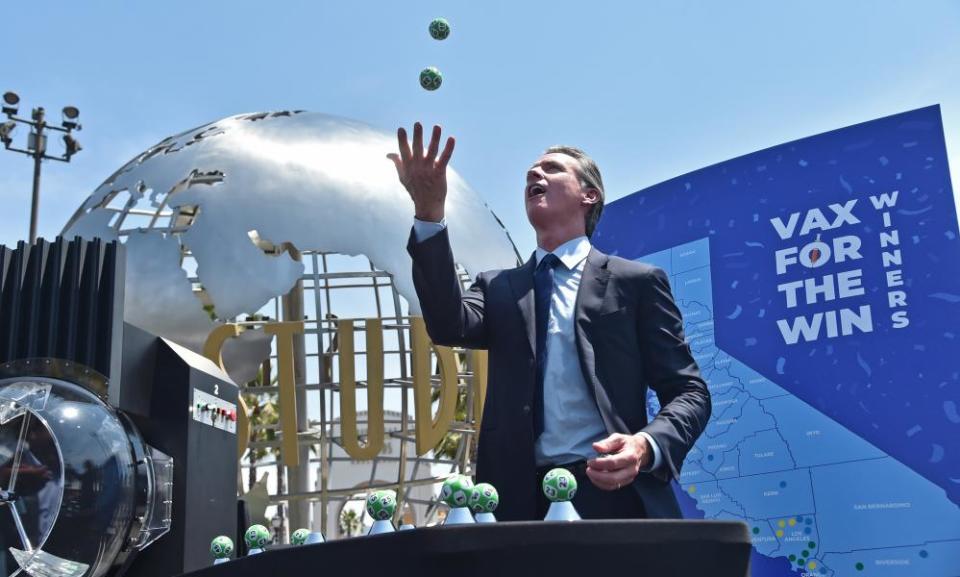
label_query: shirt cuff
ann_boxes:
[635,431,663,472]
[412,217,447,242]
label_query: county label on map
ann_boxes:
[641,238,960,577]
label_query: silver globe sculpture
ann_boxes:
[62,110,519,537]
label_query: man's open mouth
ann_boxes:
[526,184,546,199]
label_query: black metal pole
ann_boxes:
[28,108,45,244]
[29,145,42,244]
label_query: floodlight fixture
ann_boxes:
[1,91,87,243]
[62,105,80,130]
[2,91,18,116]
[0,120,15,146]
[63,133,82,158]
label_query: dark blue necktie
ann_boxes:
[533,253,560,438]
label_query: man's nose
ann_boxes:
[526,169,543,182]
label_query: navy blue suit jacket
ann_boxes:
[408,228,710,520]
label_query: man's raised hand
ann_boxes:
[387,122,455,223]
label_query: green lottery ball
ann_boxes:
[419,67,443,91]
[440,475,474,508]
[366,490,397,521]
[429,18,450,40]
[468,483,499,513]
[291,528,310,545]
[244,524,270,549]
[210,535,234,559]
[542,468,578,502]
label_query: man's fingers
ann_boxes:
[412,122,424,159]
[437,136,456,169]
[588,451,635,472]
[593,434,626,454]
[426,125,441,161]
[587,465,635,487]
[397,128,412,164]
[585,466,635,491]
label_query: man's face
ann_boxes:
[524,152,595,232]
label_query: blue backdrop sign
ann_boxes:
[593,106,960,576]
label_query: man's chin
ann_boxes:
[527,210,561,231]
[526,206,552,229]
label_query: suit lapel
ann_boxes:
[575,248,611,322]
[574,248,621,434]
[507,253,538,357]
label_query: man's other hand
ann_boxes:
[585,433,652,491]
[387,122,455,223]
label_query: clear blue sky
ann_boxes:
[2,0,959,255]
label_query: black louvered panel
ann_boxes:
[0,247,7,360]
[0,241,25,360]
[19,240,48,359]
[37,238,63,355]
[95,241,119,374]
[76,238,101,368]
[0,246,11,292]
[0,237,124,382]
[57,238,82,361]
[0,245,11,356]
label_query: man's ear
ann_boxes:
[581,187,601,206]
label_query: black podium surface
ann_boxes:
[180,520,751,577]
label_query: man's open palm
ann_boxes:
[387,122,455,223]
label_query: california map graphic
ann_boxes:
[641,238,960,577]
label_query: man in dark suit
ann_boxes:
[388,123,711,521]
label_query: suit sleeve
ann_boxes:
[407,226,488,349]
[637,266,712,482]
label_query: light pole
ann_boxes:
[1,91,83,243]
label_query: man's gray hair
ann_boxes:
[544,145,605,237]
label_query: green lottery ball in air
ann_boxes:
[429,18,450,40]
[542,468,578,502]
[210,535,234,559]
[469,483,500,513]
[440,475,474,508]
[291,528,310,546]
[366,490,397,521]
[244,524,271,549]
[420,67,443,91]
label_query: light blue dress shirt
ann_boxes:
[413,219,662,471]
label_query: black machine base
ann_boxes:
[178,520,751,577]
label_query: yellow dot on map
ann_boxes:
[778,520,786,528]
[789,518,797,526]
[776,530,784,538]
[808,561,817,570]
[688,485,696,494]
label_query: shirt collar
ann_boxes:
[535,236,591,270]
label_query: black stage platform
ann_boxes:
[179,520,751,577]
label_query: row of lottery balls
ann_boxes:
[364,477,504,522]
[365,480,500,521]
[440,468,578,510]
[211,526,316,558]
[214,468,579,556]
